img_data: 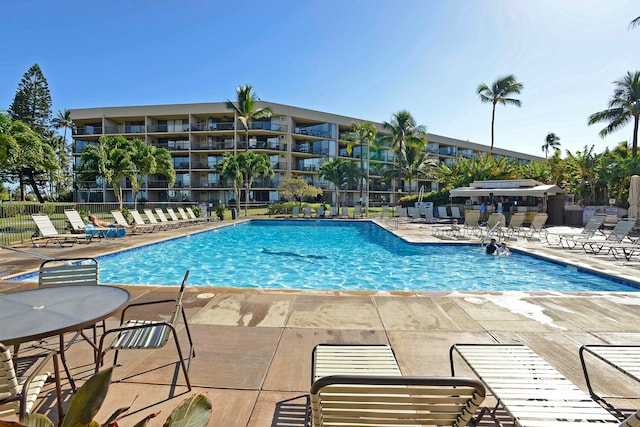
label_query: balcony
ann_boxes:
[173,162,190,170]
[248,122,288,132]
[104,125,145,134]
[74,126,103,136]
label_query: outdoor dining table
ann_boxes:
[0,285,130,390]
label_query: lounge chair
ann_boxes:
[97,270,195,390]
[380,205,390,218]
[522,212,549,240]
[304,206,313,218]
[155,208,180,229]
[396,207,409,223]
[340,205,348,218]
[31,213,90,247]
[180,207,207,224]
[167,207,197,226]
[291,205,300,217]
[185,207,209,223]
[450,343,621,426]
[547,214,606,247]
[143,208,169,231]
[608,238,640,261]
[581,219,636,255]
[311,344,486,427]
[579,344,640,403]
[353,205,362,218]
[450,206,463,220]
[316,205,325,218]
[129,210,160,233]
[437,206,452,221]
[498,211,526,239]
[64,209,108,239]
[0,342,63,421]
[408,206,423,222]
[461,210,481,236]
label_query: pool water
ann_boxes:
[93,220,637,292]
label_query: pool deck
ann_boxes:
[1,218,640,426]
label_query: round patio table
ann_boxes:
[0,285,130,390]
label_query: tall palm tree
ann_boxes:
[226,85,272,154]
[401,141,437,193]
[542,132,561,159]
[477,75,524,154]
[51,109,75,197]
[630,16,640,29]
[379,111,427,195]
[343,121,377,209]
[237,151,274,217]
[588,71,640,158]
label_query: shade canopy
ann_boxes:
[450,183,564,198]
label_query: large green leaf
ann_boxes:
[162,395,212,427]
[61,368,113,427]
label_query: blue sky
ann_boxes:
[1,0,637,157]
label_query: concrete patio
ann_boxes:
[1,218,639,426]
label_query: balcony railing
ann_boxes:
[172,162,190,169]
[248,122,288,132]
[148,124,190,133]
[104,125,145,134]
[191,122,235,131]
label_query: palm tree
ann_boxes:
[588,71,640,158]
[343,121,377,211]
[51,109,75,197]
[379,111,427,195]
[630,16,640,29]
[401,141,437,193]
[477,75,524,154]
[214,153,243,214]
[129,138,175,209]
[319,158,361,208]
[226,85,272,154]
[237,151,274,217]
[542,132,561,159]
[77,135,136,208]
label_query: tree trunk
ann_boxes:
[632,115,639,158]
[490,103,496,155]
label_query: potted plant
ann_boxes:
[215,204,226,221]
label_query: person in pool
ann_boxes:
[485,238,497,255]
[497,242,511,256]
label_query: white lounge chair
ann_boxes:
[185,207,209,223]
[130,210,161,233]
[522,212,548,240]
[64,209,108,239]
[437,206,451,220]
[450,206,463,220]
[291,205,300,217]
[312,344,486,427]
[579,344,640,402]
[143,208,169,231]
[155,208,180,229]
[316,205,325,218]
[31,213,90,247]
[581,219,636,255]
[450,343,621,426]
[547,214,606,247]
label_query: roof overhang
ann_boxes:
[450,184,564,198]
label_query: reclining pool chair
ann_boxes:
[547,214,606,247]
[311,344,486,427]
[31,213,91,247]
[450,343,623,426]
[581,219,636,255]
[580,344,640,403]
[96,270,195,390]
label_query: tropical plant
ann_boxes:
[278,177,322,203]
[379,111,427,193]
[564,145,599,205]
[542,132,561,159]
[0,367,212,427]
[477,75,524,154]
[237,151,274,216]
[0,114,57,200]
[343,121,378,203]
[630,16,640,29]
[77,135,136,209]
[226,85,272,154]
[129,138,175,209]
[434,154,518,191]
[588,71,640,157]
[214,152,243,214]
[319,158,362,206]
[400,140,437,193]
[8,64,53,138]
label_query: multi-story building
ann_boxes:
[70,102,543,206]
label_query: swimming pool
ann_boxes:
[85,220,636,292]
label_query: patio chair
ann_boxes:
[304,206,313,218]
[0,342,63,421]
[522,212,549,240]
[581,219,636,255]
[450,206,463,220]
[316,205,325,218]
[31,213,90,247]
[380,205,390,218]
[291,205,300,217]
[179,207,207,224]
[167,208,196,226]
[450,343,621,426]
[185,207,209,223]
[461,210,481,236]
[311,344,486,427]
[547,214,606,247]
[96,270,195,390]
[353,205,362,218]
[437,206,451,221]
[580,344,640,403]
[608,238,640,261]
[498,211,526,239]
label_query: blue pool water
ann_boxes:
[86,220,635,292]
